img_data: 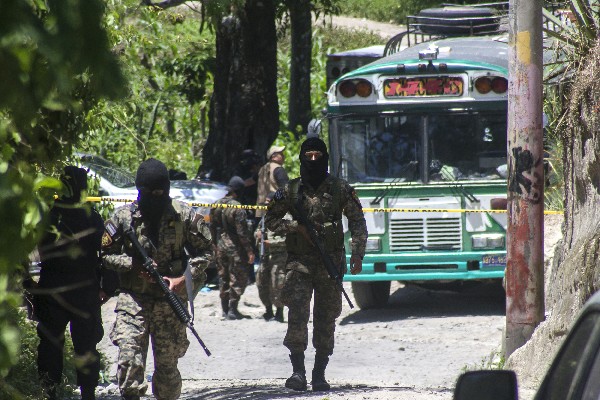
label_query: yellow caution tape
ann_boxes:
[84,196,562,215]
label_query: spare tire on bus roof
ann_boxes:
[416,6,500,35]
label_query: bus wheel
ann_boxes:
[351,281,391,309]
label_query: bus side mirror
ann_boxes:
[307,119,322,138]
[454,370,518,400]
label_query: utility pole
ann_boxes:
[505,0,545,357]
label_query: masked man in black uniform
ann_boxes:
[35,166,105,400]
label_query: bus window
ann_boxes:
[427,113,506,181]
[338,116,421,183]
[369,116,421,182]
[339,119,369,183]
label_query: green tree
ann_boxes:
[0,0,124,384]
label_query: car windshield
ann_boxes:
[333,111,507,184]
[79,155,136,188]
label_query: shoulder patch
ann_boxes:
[273,188,286,201]
[102,220,118,248]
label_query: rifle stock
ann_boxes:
[124,228,211,356]
[293,188,354,309]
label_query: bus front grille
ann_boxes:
[389,217,462,252]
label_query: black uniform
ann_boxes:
[36,166,105,400]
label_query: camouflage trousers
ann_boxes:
[256,252,287,309]
[216,247,249,302]
[110,292,189,400]
[281,263,342,355]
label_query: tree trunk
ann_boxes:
[505,43,600,387]
[287,0,312,137]
[199,0,279,182]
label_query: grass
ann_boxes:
[461,349,506,373]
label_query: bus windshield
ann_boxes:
[334,111,506,184]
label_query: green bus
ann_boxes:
[326,6,513,309]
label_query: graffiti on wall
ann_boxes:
[509,146,543,204]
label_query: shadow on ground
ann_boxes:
[340,281,506,325]
[95,381,452,400]
[182,382,447,400]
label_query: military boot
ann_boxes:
[221,298,229,317]
[226,300,248,320]
[274,307,284,322]
[263,306,274,321]
[311,353,330,391]
[285,352,307,391]
[80,385,96,400]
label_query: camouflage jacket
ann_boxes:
[102,199,212,297]
[265,175,367,263]
[208,196,253,254]
[255,220,287,256]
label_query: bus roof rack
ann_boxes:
[384,2,509,57]
[384,1,570,57]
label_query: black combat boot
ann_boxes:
[221,298,229,317]
[274,307,284,322]
[226,300,248,320]
[311,353,330,391]
[285,352,307,391]
[263,306,274,321]
[80,385,96,400]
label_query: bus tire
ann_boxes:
[417,7,499,35]
[351,281,391,309]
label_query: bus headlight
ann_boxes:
[472,234,505,249]
[365,238,381,252]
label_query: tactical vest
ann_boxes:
[285,178,344,254]
[119,200,185,296]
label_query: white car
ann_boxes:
[77,153,228,207]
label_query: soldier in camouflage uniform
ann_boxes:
[209,176,255,320]
[101,158,212,400]
[255,192,287,322]
[265,137,367,392]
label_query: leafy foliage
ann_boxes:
[83,0,216,177]
[543,1,599,82]
[0,0,124,383]
[541,0,600,210]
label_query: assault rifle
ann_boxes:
[124,228,211,356]
[259,215,266,265]
[294,186,354,309]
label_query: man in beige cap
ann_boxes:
[256,145,288,219]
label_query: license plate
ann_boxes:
[482,254,506,267]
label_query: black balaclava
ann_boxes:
[60,166,88,203]
[227,176,246,197]
[135,158,171,231]
[300,137,329,189]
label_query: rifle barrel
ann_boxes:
[124,229,212,356]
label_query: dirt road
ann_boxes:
[96,280,506,400]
